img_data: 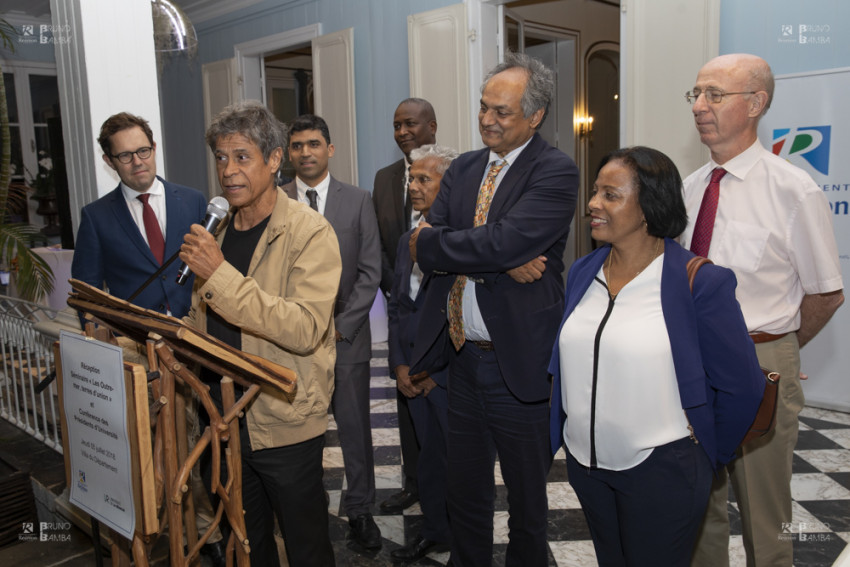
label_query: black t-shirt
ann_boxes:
[201,214,271,389]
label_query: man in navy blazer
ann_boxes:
[284,114,383,552]
[387,144,458,562]
[372,98,438,515]
[72,112,207,318]
[409,53,579,565]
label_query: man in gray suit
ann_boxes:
[284,114,383,551]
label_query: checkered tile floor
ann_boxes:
[322,343,850,566]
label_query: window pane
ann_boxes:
[34,125,52,163]
[29,75,60,124]
[9,125,23,181]
[3,72,18,123]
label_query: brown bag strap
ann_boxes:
[686,256,713,293]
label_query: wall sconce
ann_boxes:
[576,115,594,138]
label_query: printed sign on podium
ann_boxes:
[60,330,136,540]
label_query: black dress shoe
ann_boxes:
[390,535,449,562]
[379,489,419,514]
[348,513,382,550]
[201,540,227,567]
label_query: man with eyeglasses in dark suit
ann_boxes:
[72,112,207,318]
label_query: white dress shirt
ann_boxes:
[121,177,166,247]
[295,174,331,216]
[558,255,690,470]
[680,140,843,334]
[461,137,534,341]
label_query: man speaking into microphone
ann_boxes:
[175,196,228,286]
[179,101,341,566]
[71,112,231,566]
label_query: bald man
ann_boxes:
[680,53,843,566]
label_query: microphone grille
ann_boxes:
[207,196,229,219]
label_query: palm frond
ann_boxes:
[0,19,16,51]
[0,223,54,301]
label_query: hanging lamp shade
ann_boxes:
[151,0,198,55]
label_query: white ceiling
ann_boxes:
[1,0,263,27]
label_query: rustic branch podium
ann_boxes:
[63,279,297,566]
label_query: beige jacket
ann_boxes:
[185,188,342,449]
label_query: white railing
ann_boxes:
[0,295,80,454]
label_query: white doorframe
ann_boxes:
[233,24,322,103]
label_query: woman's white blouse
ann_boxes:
[558,254,691,470]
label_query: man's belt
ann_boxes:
[749,332,789,344]
[470,340,495,351]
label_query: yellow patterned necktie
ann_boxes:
[448,159,508,350]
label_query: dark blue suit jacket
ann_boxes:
[410,133,578,402]
[388,228,448,387]
[548,239,765,469]
[71,177,207,318]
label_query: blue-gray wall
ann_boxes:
[160,0,457,193]
[720,0,850,74]
[14,1,850,195]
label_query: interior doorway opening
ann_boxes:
[263,46,313,181]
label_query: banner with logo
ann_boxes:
[757,67,850,412]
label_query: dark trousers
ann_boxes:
[332,361,376,517]
[408,383,450,542]
[200,409,334,566]
[397,390,421,492]
[447,343,552,566]
[566,437,712,567]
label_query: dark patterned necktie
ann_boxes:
[447,159,507,350]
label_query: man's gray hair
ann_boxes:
[205,100,286,162]
[481,51,554,127]
[409,144,459,175]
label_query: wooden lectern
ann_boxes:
[64,279,297,567]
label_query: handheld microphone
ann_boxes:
[176,196,230,285]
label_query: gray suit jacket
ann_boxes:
[283,177,381,364]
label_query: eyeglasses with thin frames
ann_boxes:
[111,146,153,164]
[684,88,756,105]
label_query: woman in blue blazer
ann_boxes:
[548,147,764,566]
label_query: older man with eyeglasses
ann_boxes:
[680,54,844,567]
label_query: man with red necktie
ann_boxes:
[681,54,844,567]
[72,112,207,317]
